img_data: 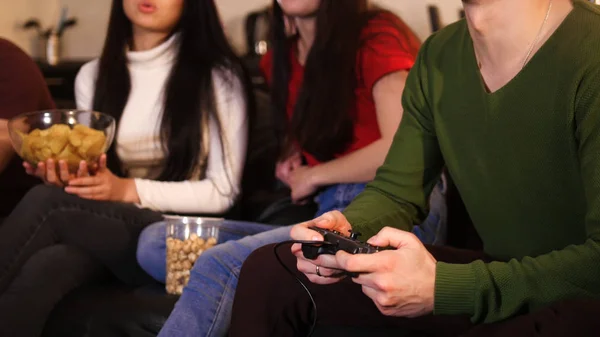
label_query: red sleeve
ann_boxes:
[0,39,55,119]
[259,50,274,85]
[358,13,421,94]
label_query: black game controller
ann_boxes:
[301,227,383,260]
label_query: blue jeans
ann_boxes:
[137,220,279,283]
[137,183,371,283]
[156,225,292,337]
[315,183,367,217]
[413,176,447,245]
[139,182,447,336]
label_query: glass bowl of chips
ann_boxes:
[7,109,116,173]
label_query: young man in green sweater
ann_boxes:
[229,0,600,335]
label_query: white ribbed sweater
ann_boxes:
[75,35,247,214]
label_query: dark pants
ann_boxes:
[0,185,163,337]
[230,243,600,337]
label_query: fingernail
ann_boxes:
[311,236,321,241]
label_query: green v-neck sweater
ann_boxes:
[343,0,600,324]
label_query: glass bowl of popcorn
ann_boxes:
[164,216,222,295]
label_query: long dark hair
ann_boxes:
[271,0,419,162]
[93,0,252,182]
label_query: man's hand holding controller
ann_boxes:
[290,211,438,317]
[290,211,354,284]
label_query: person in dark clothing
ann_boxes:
[0,38,53,217]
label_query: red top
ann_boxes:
[260,12,420,166]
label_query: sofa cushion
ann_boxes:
[42,281,176,337]
[47,283,427,337]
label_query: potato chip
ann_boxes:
[47,124,70,154]
[56,144,84,170]
[19,123,107,170]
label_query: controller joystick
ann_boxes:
[301,227,384,261]
[349,230,361,240]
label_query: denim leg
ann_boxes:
[314,181,448,245]
[0,245,104,337]
[314,183,367,217]
[413,176,448,245]
[158,225,292,337]
[137,222,168,283]
[0,185,163,336]
[137,221,281,283]
[0,185,163,292]
[218,221,281,243]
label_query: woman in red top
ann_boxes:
[262,0,420,216]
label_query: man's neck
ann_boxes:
[464,0,573,92]
[131,27,170,52]
[294,17,316,65]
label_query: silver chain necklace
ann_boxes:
[477,0,553,71]
[521,0,553,69]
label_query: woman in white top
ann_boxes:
[35,0,247,213]
[0,1,275,336]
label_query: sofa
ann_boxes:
[40,162,481,337]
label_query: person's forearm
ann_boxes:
[121,178,140,204]
[310,138,391,186]
[134,178,238,214]
[435,238,600,324]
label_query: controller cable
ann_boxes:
[273,240,335,337]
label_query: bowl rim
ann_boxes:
[7,109,116,127]
[163,215,225,226]
[6,109,117,168]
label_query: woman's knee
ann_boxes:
[20,185,65,206]
[136,222,166,262]
[136,222,166,279]
[5,185,70,221]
